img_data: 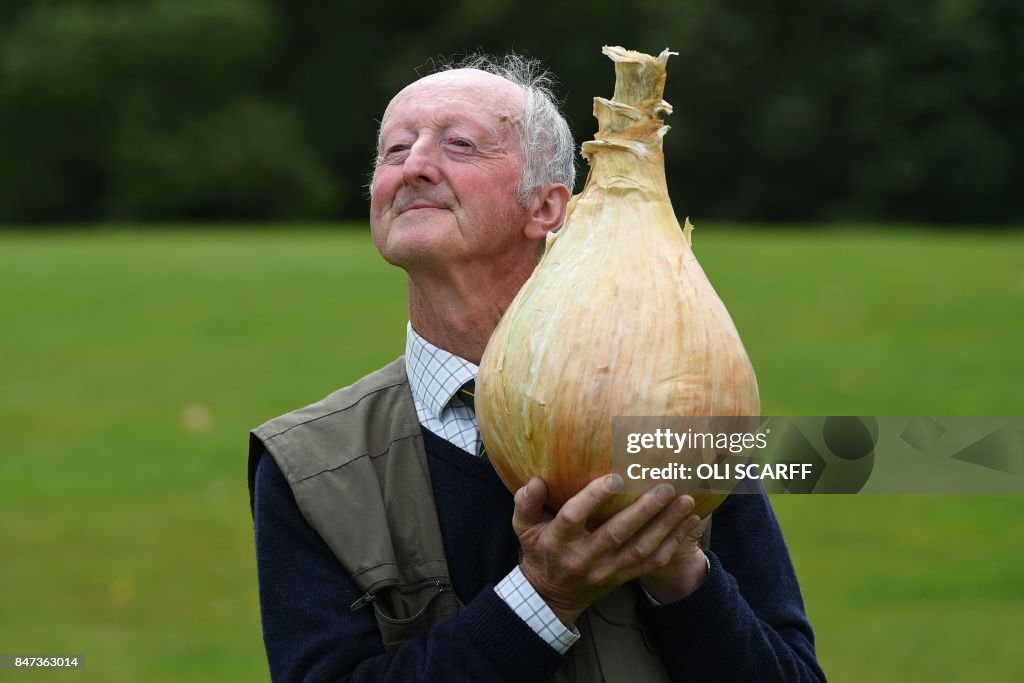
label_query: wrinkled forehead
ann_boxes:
[381,69,526,133]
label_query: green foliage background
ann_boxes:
[1,0,1022,224]
[1,226,1022,681]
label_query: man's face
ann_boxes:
[370,70,530,271]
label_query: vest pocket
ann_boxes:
[357,577,459,650]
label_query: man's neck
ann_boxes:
[406,261,533,365]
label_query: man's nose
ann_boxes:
[402,139,441,186]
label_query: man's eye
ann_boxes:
[449,138,473,149]
[385,144,409,155]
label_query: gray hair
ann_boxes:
[438,53,576,204]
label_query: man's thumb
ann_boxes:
[513,477,549,528]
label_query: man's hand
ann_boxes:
[512,475,704,627]
[639,515,710,605]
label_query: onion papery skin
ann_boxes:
[477,46,760,521]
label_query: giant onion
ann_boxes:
[476,46,760,521]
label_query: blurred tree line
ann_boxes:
[1,0,1021,225]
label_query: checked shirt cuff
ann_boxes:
[494,566,579,655]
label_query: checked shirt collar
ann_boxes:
[404,322,480,454]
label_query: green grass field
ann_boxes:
[1,226,1022,682]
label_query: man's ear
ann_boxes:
[523,184,571,240]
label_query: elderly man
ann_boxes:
[249,54,826,682]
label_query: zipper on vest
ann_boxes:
[350,579,398,611]
[349,577,452,612]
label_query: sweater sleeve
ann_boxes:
[639,485,827,682]
[253,451,565,683]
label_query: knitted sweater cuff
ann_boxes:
[638,551,736,630]
[461,585,566,680]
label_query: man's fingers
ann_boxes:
[688,514,710,541]
[597,494,696,574]
[547,473,624,541]
[627,511,704,577]
[594,486,689,555]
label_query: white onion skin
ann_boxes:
[476,47,759,521]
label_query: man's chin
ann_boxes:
[378,235,453,270]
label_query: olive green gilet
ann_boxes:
[248,357,679,682]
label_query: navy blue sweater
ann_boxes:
[253,429,826,682]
